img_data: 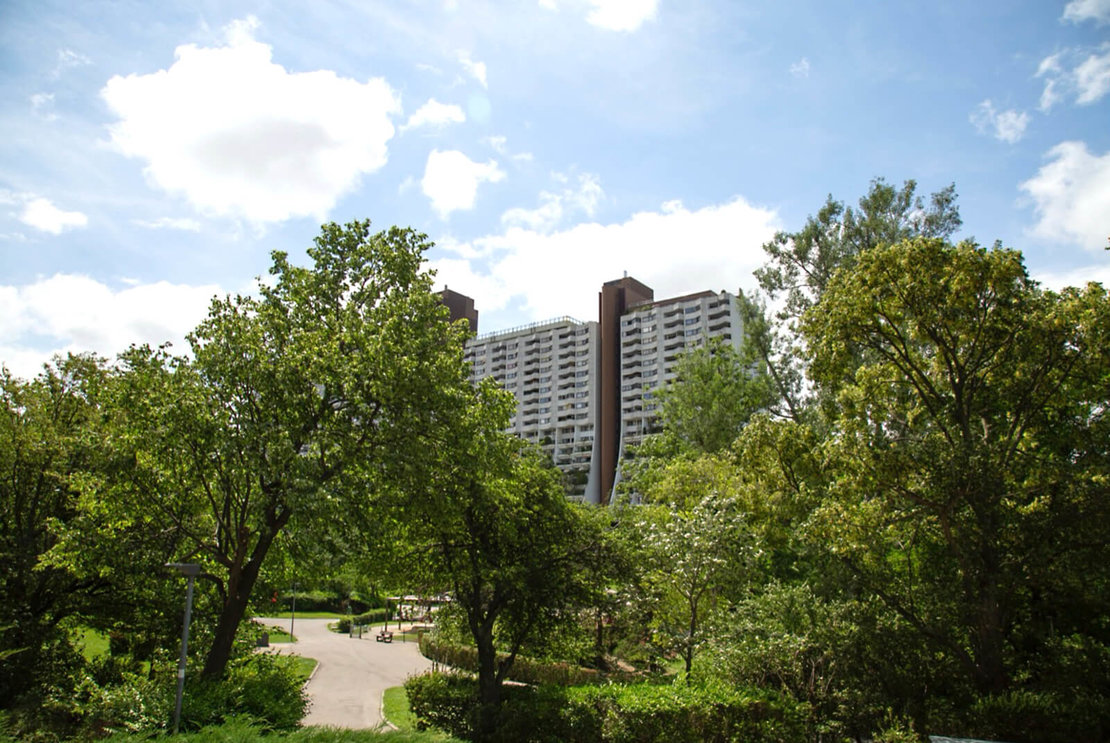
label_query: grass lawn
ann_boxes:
[381,686,416,731]
[291,655,317,683]
[262,624,295,643]
[265,611,346,619]
[381,687,459,741]
[75,626,110,661]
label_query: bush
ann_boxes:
[182,652,308,732]
[270,590,381,615]
[942,690,1109,743]
[418,636,639,686]
[404,672,808,743]
[405,672,483,740]
[73,669,172,737]
[334,608,391,634]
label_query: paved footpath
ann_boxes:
[255,617,433,729]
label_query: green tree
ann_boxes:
[102,220,472,680]
[410,382,607,738]
[0,357,107,703]
[639,490,755,678]
[749,178,962,419]
[656,337,773,454]
[803,238,1110,699]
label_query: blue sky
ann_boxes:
[1,0,1108,379]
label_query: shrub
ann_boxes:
[269,590,380,615]
[404,672,482,740]
[405,672,808,743]
[182,652,308,732]
[334,608,391,634]
[73,669,172,736]
[947,690,1110,743]
[418,636,639,686]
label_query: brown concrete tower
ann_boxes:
[597,276,653,503]
[440,288,479,333]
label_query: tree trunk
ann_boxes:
[201,504,288,679]
[473,622,501,742]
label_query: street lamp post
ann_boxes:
[166,563,200,735]
[289,585,296,640]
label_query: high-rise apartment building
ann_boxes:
[443,278,744,504]
[462,317,602,502]
[612,290,745,492]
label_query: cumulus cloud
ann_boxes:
[429,195,780,324]
[969,100,1029,144]
[1075,47,1110,104]
[403,98,466,130]
[0,275,222,381]
[421,150,505,217]
[1063,0,1110,24]
[789,58,810,78]
[1032,263,1110,291]
[1020,141,1110,251]
[501,173,603,232]
[584,0,659,31]
[1037,45,1110,110]
[19,197,87,234]
[101,16,400,225]
[457,51,488,87]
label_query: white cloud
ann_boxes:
[421,150,505,218]
[133,216,202,231]
[19,197,88,234]
[969,100,1029,144]
[585,0,659,31]
[1036,45,1110,110]
[0,275,222,381]
[101,16,401,225]
[53,48,91,77]
[484,135,534,162]
[1037,53,1064,111]
[1075,47,1110,104]
[30,92,57,120]
[1020,141,1110,251]
[1063,0,1110,24]
[457,51,488,87]
[501,173,603,232]
[402,98,466,130]
[790,58,810,78]
[428,195,780,325]
[1032,263,1110,291]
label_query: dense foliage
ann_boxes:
[0,220,475,738]
[405,672,807,743]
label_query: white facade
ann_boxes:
[464,317,601,502]
[616,291,744,458]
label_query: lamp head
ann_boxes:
[165,562,201,577]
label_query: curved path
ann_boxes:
[255,617,433,729]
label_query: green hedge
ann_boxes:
[404,672,808,743]
[418,636,639,686]
[273,590,381,615]
[333,608,392,633]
